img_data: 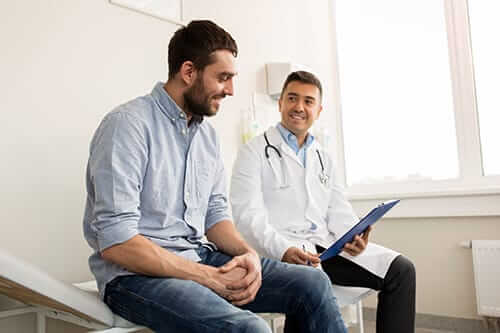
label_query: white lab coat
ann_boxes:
[230,126,399,279]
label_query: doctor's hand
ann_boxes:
[281,247,321,267]
[343,226,372,256]
[217,251,262,306]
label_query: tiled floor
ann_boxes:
[348,320,456,333]
[270,318,457,333]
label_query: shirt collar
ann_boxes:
[151,82,203,125]
[276,122,314,151]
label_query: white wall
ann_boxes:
[1,0,175,283]
[0,1,496,331]
[363,216,500,319]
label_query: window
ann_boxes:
[331,0,500,217]
[468,1,500,176]
[335,0,459,187]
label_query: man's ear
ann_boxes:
[316,105,323,119]
[179,61,197,85]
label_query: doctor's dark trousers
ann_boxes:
[284,249,416,333]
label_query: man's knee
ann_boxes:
[311,268,333,295]
[237,314,271,333]
[294,266,334,302]
[399,256,416,278]
[391,255,416,287]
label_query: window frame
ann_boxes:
[330,0,500,218]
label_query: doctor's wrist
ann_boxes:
[281,247,298,263]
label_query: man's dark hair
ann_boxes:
[168,20,238,79]
[280,71,323,101]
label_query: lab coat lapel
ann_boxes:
[267,154,284,189]
[304,141,321,176]
[265,127,288,189]
[267,127,303,168]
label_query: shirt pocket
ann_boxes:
[142,167,174,227]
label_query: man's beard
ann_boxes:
[184,77,222,118]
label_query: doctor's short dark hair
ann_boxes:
[168,20,238,79]
[280,71,323,101]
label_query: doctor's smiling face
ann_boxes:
[279,74,323,145]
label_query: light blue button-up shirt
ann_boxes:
[83,82,231,298]
[276,122,314,167]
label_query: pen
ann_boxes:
[302,244,311,266]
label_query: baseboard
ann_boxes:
[363,307,495,333]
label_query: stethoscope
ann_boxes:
[263,131,329,187]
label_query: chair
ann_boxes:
[259,285,372,333]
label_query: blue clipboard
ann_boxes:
[319,199,400,262]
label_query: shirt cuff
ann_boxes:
[96,220,138,251]
[205,212,232,231]
[273,237,295,262]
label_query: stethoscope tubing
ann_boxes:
[263,131,325,174]
[264,132,282,159]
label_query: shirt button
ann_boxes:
[186,191,190,198]
[182,128,187,136]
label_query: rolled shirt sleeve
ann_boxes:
[87,112,148,251]
[204,141,232,231]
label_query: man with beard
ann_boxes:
[83,21,347,333]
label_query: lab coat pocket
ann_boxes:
[267,184,299,211]
[266,156,290,190]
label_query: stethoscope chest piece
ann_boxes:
[315,149,328,186]
[319,171,329,186]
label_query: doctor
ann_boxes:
[231,71,416,333]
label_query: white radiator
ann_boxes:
[471,240,500,317]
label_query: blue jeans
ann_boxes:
[104,247,347,333]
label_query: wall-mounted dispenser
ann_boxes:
[265,62,313,100]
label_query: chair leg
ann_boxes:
[36,312,46,333]
[356,300,364,333]
[269,317,276,333]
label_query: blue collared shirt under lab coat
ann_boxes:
[276,122,314,167]
[83,82,231,298]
